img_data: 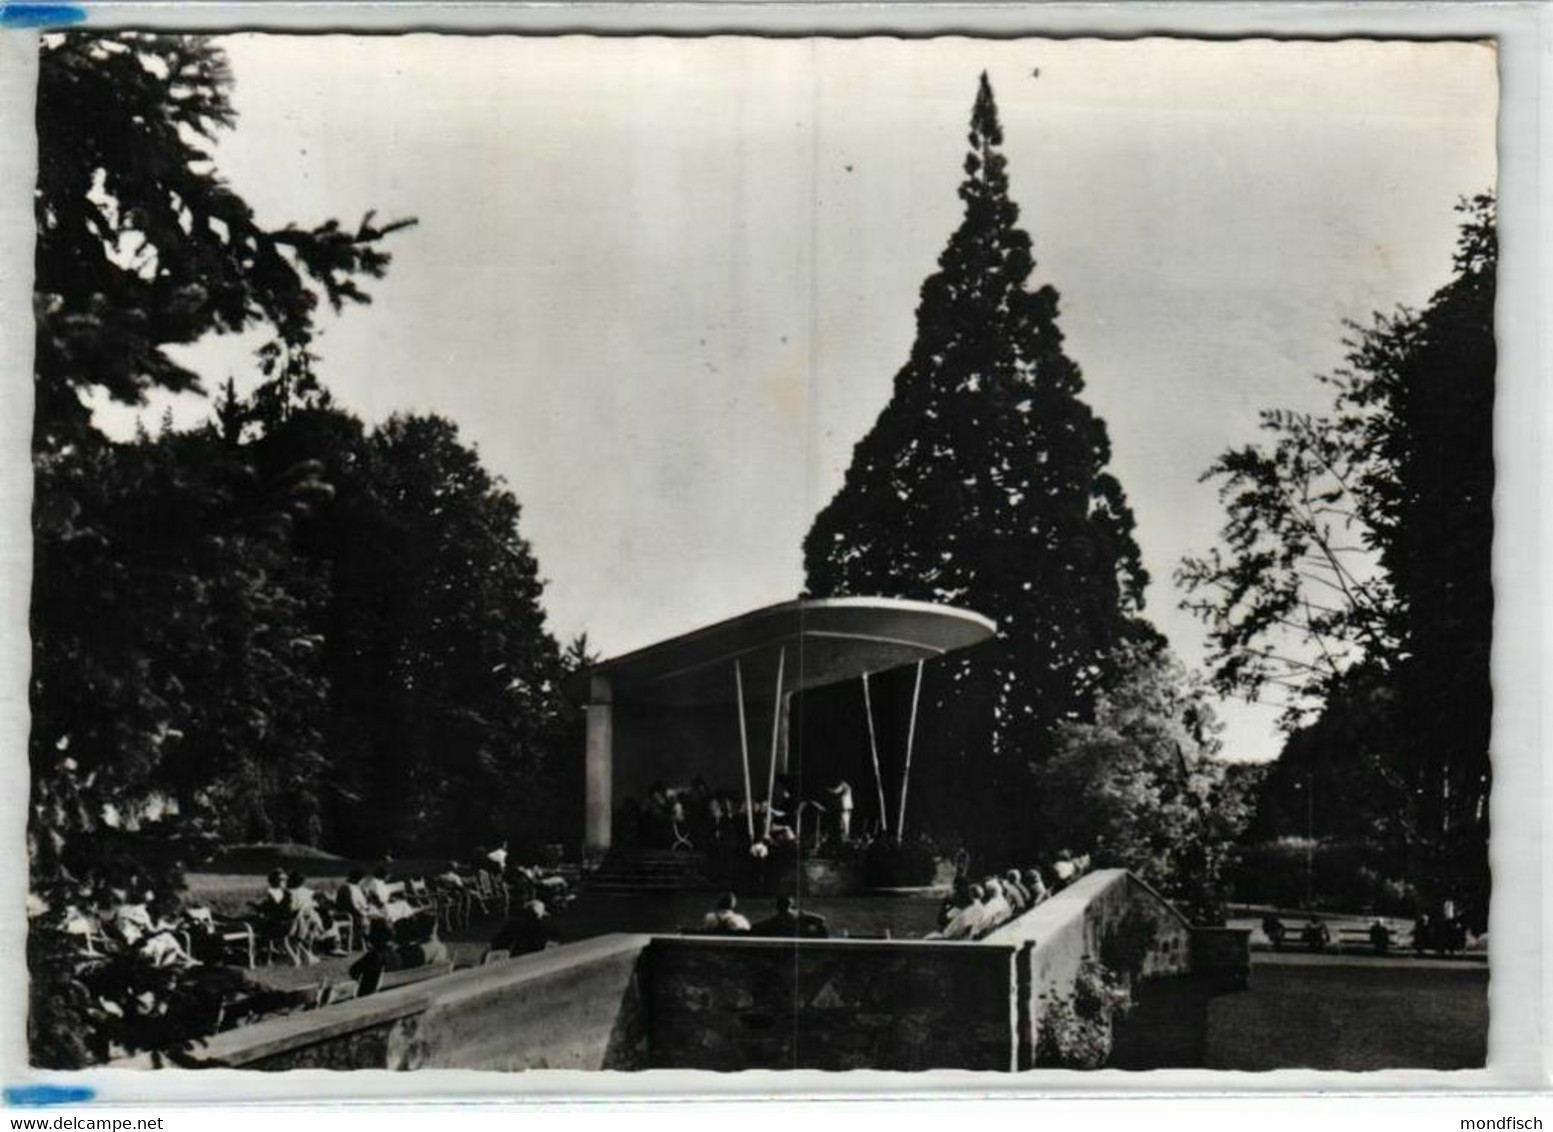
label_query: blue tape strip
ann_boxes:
[4,1086,98,1107]
[0,5,88,28]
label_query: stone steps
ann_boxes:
[586,851,712,894]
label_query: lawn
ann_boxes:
[1205,954,1488,1070]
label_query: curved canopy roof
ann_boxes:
[578,597,996,707]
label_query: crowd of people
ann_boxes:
[1259,907,1473,956]
[53,874,229,972]
[616,775,856,853]
[927,850,1092,941]
[694,892,831,938]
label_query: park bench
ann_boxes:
[1337,926,1405,953]
[1262,920,1333,950]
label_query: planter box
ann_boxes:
[799,856,866,896]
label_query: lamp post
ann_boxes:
[1304,769,1315,909]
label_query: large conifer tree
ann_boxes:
[803,74,1150,856]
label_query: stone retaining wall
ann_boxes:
[646,936,1017,1071]
[150,933,653,1071]
[122,871,1229,1072]
[983,869,1195,1066]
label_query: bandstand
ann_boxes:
[575,596,996,853]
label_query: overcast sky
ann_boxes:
[127,35,1497,762]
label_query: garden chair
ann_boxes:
[330,910,358,953]
[432,879,468,933]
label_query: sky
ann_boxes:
[118,35,1498,763]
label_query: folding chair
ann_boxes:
[433,880,468,933]
[330,911,358,954]
[215,920,257,969]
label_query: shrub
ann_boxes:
[863,833,944,887]
[1035,958,1132,1069]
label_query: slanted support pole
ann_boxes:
[763,646,786,840]
[736,659,755,841]
[584,675,613,853]
[862,673,888,835]
[778,691,793,774]
[895,660,924,845]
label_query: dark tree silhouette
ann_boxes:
[1181,196,1495,926]
[253,407,573,859]
[32,31,411,451]
[29,32,411,1066]
[804,74,1151,857]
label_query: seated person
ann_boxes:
[1261,913,1287,948]
[668,794,692,845]
[364,864,417,923]
[1022,868,1049,905]
[486,841,510,876]
[750,895,829,938]
[1300,918,1331,950]
[644,782,672,848]
[337,869,372,924]
[939,876,973,929]
[1368,919,1393,953]
[1002,869,1030,912]
[364,865,394,912]
[250,869,296,946]
[349,919,450,996]
[489,898,561,957]
[140,925,195,968]
[701,892,752,934]
[936,884,989,940]
[110,894,157,945]
[535,872,571,907]
[180,905,223,963]
[978,877,1013,935]
[117,892,192,967]
[1052,852,1077,889]
[753,801,796,844]
[288,872,345,956]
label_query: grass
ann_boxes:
[1206,955,1488,1070]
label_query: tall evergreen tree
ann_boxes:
[803,74,1150,857]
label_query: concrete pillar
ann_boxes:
[584,675,613,854]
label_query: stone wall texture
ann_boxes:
[983,869,1194,1066]
[646,937,1018,1071]
[385,934,651,1070]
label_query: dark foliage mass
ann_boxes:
[28,32,574,1066]
[33,32,412,452]
[1181,197,1495,927]
[804,74,1155,859]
